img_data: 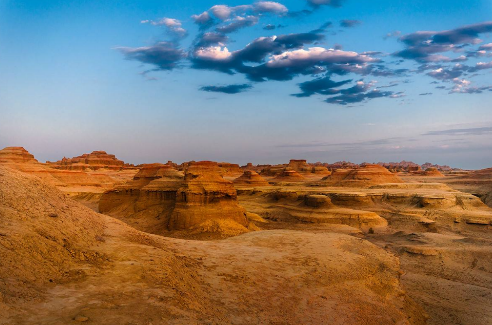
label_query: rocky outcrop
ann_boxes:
[48,151,127,171]
[218,162,243,177]
[101,161,248,233]
[0,147,39,164]
[260,165,287,176]
[168,161,248,230]
[421,168,445,177]
[322,164,403,187]
[133,163,183,180]
[99,165,184,233]
[233,171,269,187]
[0,147,121,198]
[288,159,331,175]
[273,169,305,182]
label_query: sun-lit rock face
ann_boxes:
[322,164,403,187]
[168,161,248,230]
[422,167,445,177]
[49,151,127,171]
[273,169,305,182]
[218,162,243,177]
[0,147,39,164]
[288,159,308,171]
[233,170,269,187]
[133,163,183,180]
[286,159,331,175]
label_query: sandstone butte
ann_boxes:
[421,167,445,177]
[322,164,403,187]
[0,147,39,164]
[288,159,331,175]
[233,170,270,187]
[273,169,306,182]
[217,162,243,177]
[98,163,185,233]
[100,161,249,233]
[48,150,128,171]
[169,161,248,230]
[0,147,127,200]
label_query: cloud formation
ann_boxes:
[423,127,492,136]
[119,1,492,106]
[394,21,492,62]
[141,18,187,38]
[340,20,361,28]
[200,84,252,94]
[117,42,186,70]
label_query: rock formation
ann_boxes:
[322,164,403,187]
[288,159,331,175]
[273,169,306,182]
[168,161,248,230]
[218,162,243,177]
[422,167,445,177]
[99,164,184,233]
[260,164,287,176]
[233,170,270,187]
[48,151,127,170]
[101,161,249,233]
[0,147,39,164]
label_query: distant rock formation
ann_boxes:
[288,159,331,175]
[169,161,248,230]
[48,151,127,171]
[421,168,445,177]
[260,165,287,176]
[322,164,403,187]
[273,169,306,182]
[133,163,183,180]
[421,162,455,172]
[218,162,243,177]
[233,171,269,187]
[0,147,39,164]
[0,147,120,197]
[378,161,421,172]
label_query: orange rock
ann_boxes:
[218,162,243,177]
[323,164,403,187]
[49,151,127,171]
[134,163,183,180]
[233,171,269,187]
[422,168,445,177]
[273,169,306,182]
[0,147,38,164]
[168,161,248,230]
[288,159,308,171]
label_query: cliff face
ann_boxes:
[168,161,248,230]
[99,164,184,234]
[100,161,248,233]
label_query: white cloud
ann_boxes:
[254,1,288,14]
[266,47,375,68]
[195,46,232,60]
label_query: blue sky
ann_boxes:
[1,0,492,169]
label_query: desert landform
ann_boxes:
[1,146,492,325]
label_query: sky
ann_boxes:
[1,0,492,169]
